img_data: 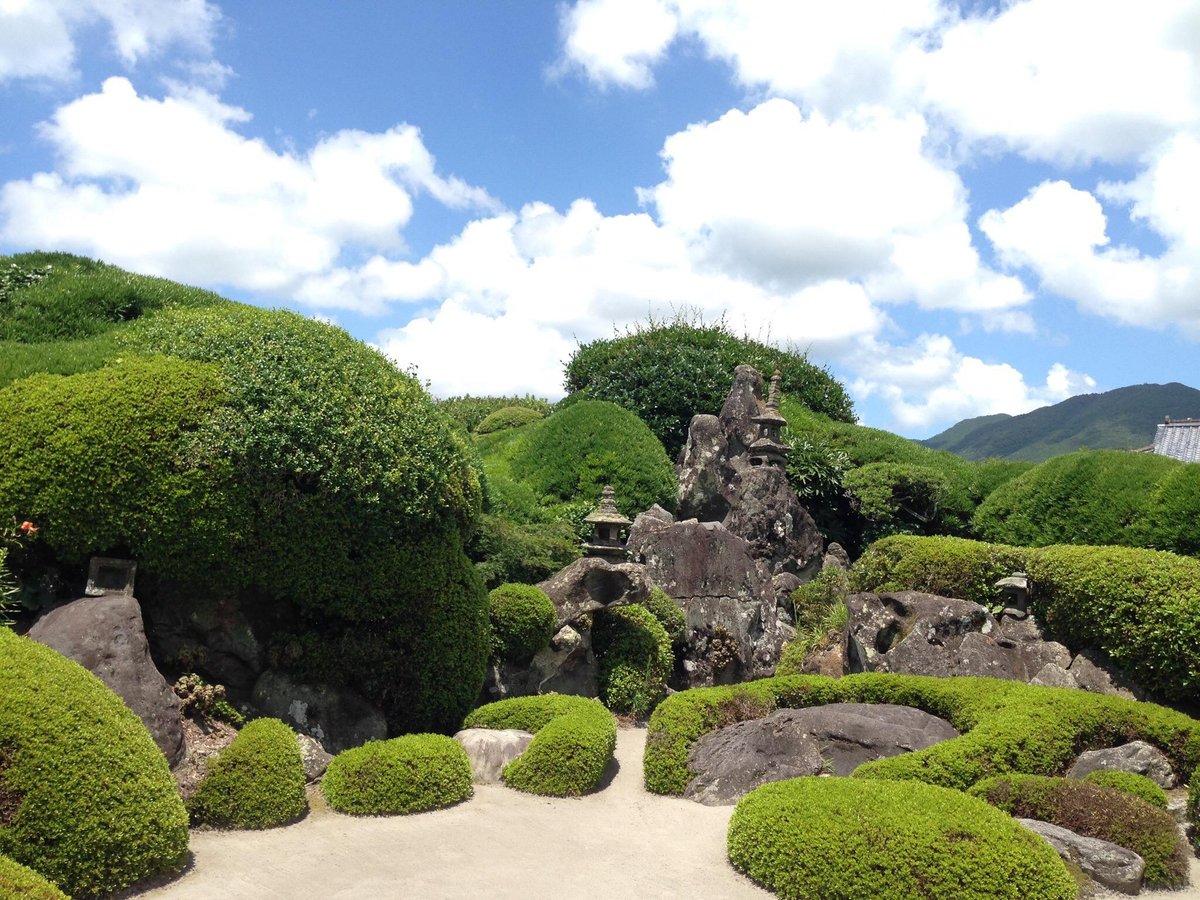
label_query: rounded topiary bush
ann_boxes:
[851,535,1030,608]
[593,603,673,717]
[475,405,544,435]
[728,777,1075,900]
[969,774,1189,887]
[488,583,556,664]
[641,587,685,644]
[1082,769,1168,809]
[0,628,188,897]
[321,734,472,815]
[0,854,68,899]
[463,694,616,796]
[187,718,307,829]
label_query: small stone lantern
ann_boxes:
[582,485,632,562]
[748,369,789,469]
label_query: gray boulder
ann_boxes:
[537,557,654,628]
[723,466,822,576]
[29,594,185,765]
[1067,651,1147,701]
[1067,740,1178,788]
[454,728,534,784]
[1018,819,1145,894]
[676,414,730,522]
[483,624,599,701]
[139,589,264,694]
[296,733,333,782]
[717,364,766,465]
[252,669,386,754]
[684,703,959,805]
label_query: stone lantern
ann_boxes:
[582,485,632,562]
[748,369,789,469]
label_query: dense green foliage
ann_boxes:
[641,587,686,644]
[593,603,674,717]
[851,535,1029,608]
[187,718,307,829]
[475,405,545,434]
[777,568,850,675]
[564,316,855,456]
[1081,770,1168,809]
[436,394,553,433]
[1026,544,1200,703]
[0,854,68,899]
[841,462,950,544]
[0,629,188,897]
[728,777,1074,900]
[468,513,579,589]
[1189,777,1199,851]
[463,694,616,796]
[923,382,1200,462]
[974,449,1197,553]
[642,672,1200,798]
[969,774,1189,886]
[321,734,472,815]
[488,583,557,664]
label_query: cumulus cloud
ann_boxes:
[0,0,220,83]
[0,77,496,302]
[555,0,678,88]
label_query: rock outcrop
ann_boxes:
[251,669,386,753]
[537,557,654,628]
[482,624,601,701]
[1067,741,1178,788]
[454,728,534,784]
[29,593,185,765]
[1019,819,1145,894]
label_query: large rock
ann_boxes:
[1067,741,1178,788]
[28,594,185,765]
[676,414,730,522]
[453,728,534,784]
[482,624,600,701]
[1018,819,1145,894]
[251,669,386,753]
[1067,651,1148,702]
[723,466,822,576]
[846,591,1073,682]
[537,557,654,628]
[684,703,960,805]
[296,733,333,782]
[717,364,766,465]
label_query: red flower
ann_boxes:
[18,520,37,534]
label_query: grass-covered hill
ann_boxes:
[922,382,1200,462]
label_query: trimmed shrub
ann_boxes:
[0,628,188,897]
[593,604,673,717]
[468,514,579,589]
[641,587,685,644]
[842,461,950,543]
[642,672,1200,798]
[187,718,306,829]
[321,734,472,815]
[729,777,1075,900]
[851,535,1030,608]
[508,400,676,516]
[565,314,854,456]
[1127,464,1200,556]
[488,583,556,664]
[1081,770,1168,809]
[969,774,1189,887]
[463,694,616,796]
[437,394,552,433]
[1026,544,1200,703]
[0,854,68,899]
[475,405,544,435]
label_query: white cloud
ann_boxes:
[555,0,678,88]
[0,77,496,300]
[0,0,220,83]
[851,334,1096,432]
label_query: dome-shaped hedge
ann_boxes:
[0,854,68,899]
[488,583,556,664]
[0,628,188,898]
[594,604,673,717]
[475,405,544,435]
[1082,770,1168,809]
[187,718,307,829]
[728,777,1075,900]
[321,734,472,815]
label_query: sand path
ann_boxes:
[134,726,1199,899]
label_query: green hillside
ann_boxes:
[922,383,1200,462]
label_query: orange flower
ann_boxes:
[18,520,37,534]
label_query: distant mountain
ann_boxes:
[922,383,1200,462]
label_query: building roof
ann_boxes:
[1151,418,1200,463]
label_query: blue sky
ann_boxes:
[1,1,1198,438]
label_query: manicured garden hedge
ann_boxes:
[728,777,1075,900]
[642,672,1200,799]
[475,405,545,434]
[463,694,616,796]
[436,394,552,433]
[187,718,307,829]
[640,587,685,644]
[970,774,1189,887]
[1081,770,1168,809]
[488,583,556,664]
[593,603,673,717]
[321,734,472,815]
[0,854,68,900]
[0,629,188,897]
[850,535,1028,608]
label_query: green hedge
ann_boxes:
[0,629,188,897]
[475,405,545,435]
[1081,770,1168,809]
[851,535,1029,607]
[467,513,580,590]
[186,718,306,829]
[642,672,1200,798]
[593,604,673,717]
[0,854,68,899]
[1188,777,1199,851]
[641,587,685,644]
[436,394,552,433]
[728,777,1074,900]
[321,734,472,815]
[488,583,556,664]
[969,774,1189,887]
[1026,544,1200,703]
[463,694,616,796]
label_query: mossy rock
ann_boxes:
[969,774,1190,887]
[729,777,1075,900]
[187,718,307,829]
[0,628,188,898]
[463,694,616,796]
[0,854,68,899]
[488,583,556,664]
[321,734,472,815]
[1081,769,1168,809]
